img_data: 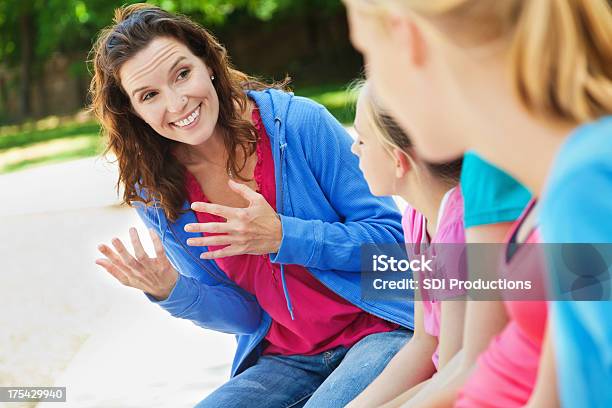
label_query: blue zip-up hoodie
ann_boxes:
[135,89,414,376]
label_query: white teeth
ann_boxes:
[173,105,200,128]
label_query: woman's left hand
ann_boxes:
[185,179,282,259]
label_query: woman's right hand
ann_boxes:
[96,227,178,301]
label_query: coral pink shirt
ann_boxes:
[185,106,398,356]
[456,200,548,407]
[402,187,465,369]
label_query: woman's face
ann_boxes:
[119,36,219,146]
[345,3,468,162]
[351,91,398,196]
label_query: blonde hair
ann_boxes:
[345,0,612,123]
[356,81,462,185]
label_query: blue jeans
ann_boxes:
[195,328,412,408]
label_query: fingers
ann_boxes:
[95,258,130,285]
[97,244,130,272]
[184,222,232,234]
[190,202,236,219]
[149,228,167,259]
[111,237,141,271]
[200,245,244,259]
[186,234,236,247]
[129,227,148,261]
[228,179,260,204]
[96,244,135,286]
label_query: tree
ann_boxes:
[0,0,343,122]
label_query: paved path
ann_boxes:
[0,158,233,408]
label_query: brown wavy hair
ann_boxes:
[89,3,288,221]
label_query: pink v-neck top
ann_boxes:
[185,107,398,356]
[456,200,548,407]
[402,186,466,369]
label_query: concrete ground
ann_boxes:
[0,158,234,408]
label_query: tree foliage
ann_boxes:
[0,0,342,119]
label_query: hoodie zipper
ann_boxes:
[273,117,295,320]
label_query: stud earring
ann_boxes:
[211,75,215,81]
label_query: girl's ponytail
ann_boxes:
[511,0,612,122]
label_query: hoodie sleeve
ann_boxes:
[135,203,263,335]
[269,104,404,271]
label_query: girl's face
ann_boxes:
[119,36,219,146]
[345,3,468,162]
[351,91,398,196]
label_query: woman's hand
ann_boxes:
[95,227,178,301]
[185,179,282,259]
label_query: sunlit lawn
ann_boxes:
[0,83,356,175]
[297,82,357,124]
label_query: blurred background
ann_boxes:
[0,1,361,407]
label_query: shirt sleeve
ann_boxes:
[540,159,612,406]
[135,203,263,335]
[461,152,532,228]
[269,104,405,271]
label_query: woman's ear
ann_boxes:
[392,148,411,178]
[387,12,427,67]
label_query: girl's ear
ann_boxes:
[392,148,411,178]
[387,12,427,67]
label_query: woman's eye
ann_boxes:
[142,92,157,102]
[178,69,190,80]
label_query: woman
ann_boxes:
[347,82,465,408]
[343,0,612,406]
[90,4,414,407]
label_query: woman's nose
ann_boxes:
[167,91,187,114]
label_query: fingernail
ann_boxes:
[184,224,192,232]
[187,238,194,245]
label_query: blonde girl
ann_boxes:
[348,82,465,407]
[343,0,612,406]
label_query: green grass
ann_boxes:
[0,122,104,174]
[0,82,356,175]
[1,141,102,173]
[0,122,101,151]
[295,82,357,125]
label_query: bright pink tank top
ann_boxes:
[185,106,398,356]
[456,200,548,407]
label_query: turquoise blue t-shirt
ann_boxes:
[540,116,612,408]
[460,152,531,227]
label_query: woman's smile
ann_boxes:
[171,102,202,130]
